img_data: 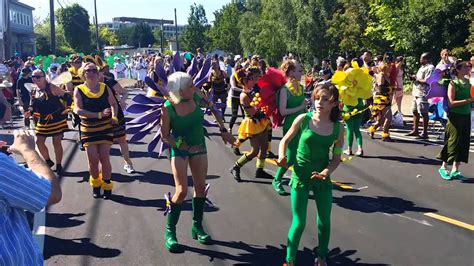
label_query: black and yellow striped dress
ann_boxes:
[31,84,69,137]
[103,76,125,140]
[69,67,84,88]
[76,83,113,147]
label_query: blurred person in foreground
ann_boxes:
[0,129,62,265]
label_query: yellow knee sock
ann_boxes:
[256,158,265,169]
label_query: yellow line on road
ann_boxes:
[424,213,474,231]
[265,159,354,189]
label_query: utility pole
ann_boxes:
[174,8,179,52]
[50,0,55,54]
[94,0,99,54]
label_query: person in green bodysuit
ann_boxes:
[277,83,344,266]
[161,72,235,252]
[437,60,472,180]
[343,98,364,156]
[272,60,307,195]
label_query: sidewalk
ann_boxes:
[372,93,474,150]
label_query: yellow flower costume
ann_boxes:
[237,92,269,139]
[331,61,372,106]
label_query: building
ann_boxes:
[99,17,186,40]
[0,0,36,59]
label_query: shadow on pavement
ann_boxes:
[46,213,85,228]
[43,235,121,260]
[363,155,440,165]
[180,239,386,265]
[110,194,219,213]
[110,147,160,159]
[333,195,437,214]
[110,194,165,208]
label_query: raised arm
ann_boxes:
[277,113,306,167]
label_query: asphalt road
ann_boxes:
[1,89,473,265]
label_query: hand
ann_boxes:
[220,131,236,146]
[177,142,189,151]
[310,169,330,180]
[102,108,111,117]
[111,117,118,125]
[24,111,31,118]
[275,156,288,168]
[8,129,36,156]
[0,141,7,148]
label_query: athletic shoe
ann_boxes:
[450,171,467,181]
[438,168,451,180]
[124,164,136,174]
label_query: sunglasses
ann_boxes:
[85,69,99,74]
[32,75,45,79]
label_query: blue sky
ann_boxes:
[20,0,230,25]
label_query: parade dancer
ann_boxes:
[209,59,228,119]
[29,69,71,174]
[99,63,136,174]
[272,60,307,195]
[126,55,234,252]
[277,84,344,266]
[437,60,472,180]
[73,63,118,199]
[161,72,234,252]
[230,67,273,182]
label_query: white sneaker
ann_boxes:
[124,164,136,174]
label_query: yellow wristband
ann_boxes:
[98,112,102,119]
[112,116,118,123]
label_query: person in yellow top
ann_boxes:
[230,67,273,181]
[73,63,118,199]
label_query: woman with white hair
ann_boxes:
[160,71,234,252]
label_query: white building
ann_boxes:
[99,17,186,40]
[0,0,36,59]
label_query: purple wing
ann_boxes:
[144,76,160,91]
[148,128,162,154]
[132,94,160,105]
[172,51,181,72]
[127,108,162,124]
[187,57,198,77]
[426,82,448,99]
[193,58,212,88]
[426,69,442,85]
[126,103,155,114]
[154,62,168,84]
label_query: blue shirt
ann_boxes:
[0,153,51,266]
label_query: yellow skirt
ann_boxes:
[238,117,269,139]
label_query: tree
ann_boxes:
[34,16,72,55]
[132,22,155,48]
[180,3,211,52]
[326,0,370,57]
[153,28,163,46]
[207,2,243,54]
[117,26,134,46]
[57,4,92,53]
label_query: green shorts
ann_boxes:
[170,147,207,158]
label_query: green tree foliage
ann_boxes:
[117,26,134,46]
[132,22,155,48]
[153,28,163,46]
[365,0,470,61]
[90,26,119,47]
[33,16,73,55]
[180,3,211,52]
[207,2,243,54]
[57,4,92,53]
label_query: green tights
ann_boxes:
[345,114,363,148]
[286,184,332,264]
